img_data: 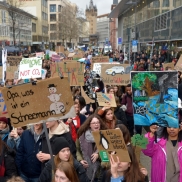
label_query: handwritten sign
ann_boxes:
[0,90,8,118]
[50,62,84,86]
[6,66,18,79]
[131,134,148,149]
[101,64,131,85]
[41,69,47,79]
[97,93,116,107]
[19,57,42,79]
[52,54,61,62]
[56,46,64,53]
[7,56,22,66]
[36,52,44,58]
[163,62,174,70]
[2,77,75,127]
[92,129,130,162]
[175,55,182,71]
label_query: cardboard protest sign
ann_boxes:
[97,93,116,107]
[36,52,44,58]
[175,55,182,71]
[163,62,174,70]
[131,71,178,127]
[41,69,47,79]
[68,53,75,58]
[92,129,131,162]
[73,53,83,60]
[0,67,2,80]
[101,64,131,85]
[2,77,75,127]
[7,56,22,66]
[56,46,64,53]
[81,87,95,104]
[50,62,84,86]
[52,54,61,62]
[131,134,148,149]
[18,57,42,79]
[0,90,8,118]
[6,66,18,79]
[49,51,57,58]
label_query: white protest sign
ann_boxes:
[41,69,47,79]
[18,57,42,79]
[36,52,44,58]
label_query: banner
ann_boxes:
[97,93,116,107]
[131,71,178,128]
[92,129,130,162]
[50,62,84,86]
[2,77,75,127]
[0,90,8,118]
[36,52,44,58]
[7,56,22,66]
[101,64,131,85]
[18,57,42,79]
[6,66,18,79]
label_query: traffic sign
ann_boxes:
[118,37,122,45]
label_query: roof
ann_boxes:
[0,1,37,20]
[109,0,140,18]
[97,13,109,18]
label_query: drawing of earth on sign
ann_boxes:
[47,84,65,114]
[131,72,178,128]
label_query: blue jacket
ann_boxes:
[15,129,43,178]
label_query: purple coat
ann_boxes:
[142,133,182,182]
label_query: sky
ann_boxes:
[70,0,113,16]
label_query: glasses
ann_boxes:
[90,122,100,125]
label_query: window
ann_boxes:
[50,33,57,40]
[153,0,160,8]
[32,23,36,32]
[50,24,56,31]
[50,14,56,21]
[155,13,167,31]
[163,0,169,7]
[42,0,47,8]
[1,10,6,23]
[50,4,56,12]
[42,26,48,34]
[42,12,48,20]
[58,5,61,12]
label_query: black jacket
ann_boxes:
[39,158,90,182]
[114,107,127,127]
[41,132,76,158]
[0,145,17,182]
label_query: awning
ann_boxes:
[108,0,140,18]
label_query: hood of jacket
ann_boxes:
[30,125,44,142]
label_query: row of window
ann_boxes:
[42,12,48,20]
[50,4,61,12]
[42,0,48,8]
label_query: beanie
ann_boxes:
[0,117,8,124]
[52,137,70,155]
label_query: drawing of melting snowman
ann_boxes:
[48,84,65,114]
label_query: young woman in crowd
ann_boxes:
[97,107,121,129]
[54,162,79,182]
[0,137,17,181]
[108,146,148,182]
[39,137,89,182]
[76,114,107,181]
[106,86,114,94]
[113,86,123,101]
[7,126,27,150]
[0,117,9,143]
[142,124,182,182]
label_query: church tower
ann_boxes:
[85,0,97,35]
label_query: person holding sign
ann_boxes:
[76,114,107,181]
[142,124,182,182]
[105,147,148,182]
[0,117,9,143]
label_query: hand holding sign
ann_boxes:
[131,134,148,149]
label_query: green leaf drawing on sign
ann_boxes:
[131,134,148,149]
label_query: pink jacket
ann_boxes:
[142,133,182,182]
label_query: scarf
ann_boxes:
[0,126,9,141]
[85,129,95,143]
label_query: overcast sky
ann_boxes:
[70,0,113,16]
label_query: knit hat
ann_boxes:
[0,117,8,124]
[52,137,70,155]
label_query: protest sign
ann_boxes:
[55,46,64,53]
[131,71,178,127]
[6,66,18,79]
[0,66,2,80]
[91,56,109,66]
[163,62,174,70]
[68,53,75,58]
[52,54,61,62]
[101,64,131,85]
[97,93,116,107]
[41,69,47,79]
[49,51,57,58]
[131,134,148,149]
[92,129,130,162]
[2,77,75,127]
[0,90,8,118]
[18,57,42,79]
[175,55,182,71]
[50,62,84,86]
[7,56,22,66]
[36,52,44,58]
[81,87,95,104]
[73,53,83,60]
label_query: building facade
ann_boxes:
[19,0,49,50]
[97,14,110,48]
[0,1,36,48]
[109,0,182,55]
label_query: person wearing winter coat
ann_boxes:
[142,124,182,182]
[39,137,90,182]
[0,137,17,182]
[0,117,10,143]
[16,124,44,182]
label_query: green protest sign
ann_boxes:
[131,134,148,149]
